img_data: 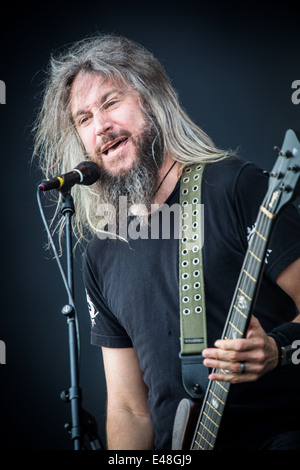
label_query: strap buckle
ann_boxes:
[179,353,209,399]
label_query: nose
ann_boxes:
[93,109,113,136]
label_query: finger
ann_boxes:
[203,353,265,373]
[203,346,246,362]
[203,357,244,374]
[214,335,264,352]
[246,315,262,338]
[203,345,267,369]
[208,369,259,384]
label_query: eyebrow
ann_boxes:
[71,88,126,121]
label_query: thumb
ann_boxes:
[246,315,261,338]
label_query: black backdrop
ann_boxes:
[0,0,299,450]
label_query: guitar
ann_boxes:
[172,129,300,450]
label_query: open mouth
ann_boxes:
[102,137,129,156]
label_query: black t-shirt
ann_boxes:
[83,157,300,450]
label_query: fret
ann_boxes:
[199,422,217,439]
[203,411,219,427]
[254,229,267,242]
[209,389,225,405]
[196,432,214,448]
[196,431,214,446]
[243,269,257,283]
[215,381,229,393]
[260,205,276,219]
[196,427,215,448]
[238,288,252,301]
[194,440,205,450]
[228,321,243,336]
[205,400,222,417]
[195,433,213,450]
[249,250,262,263]
[233,304,247,318]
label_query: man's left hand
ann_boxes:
[202,315,279,383]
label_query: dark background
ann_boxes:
[0,0,299,450]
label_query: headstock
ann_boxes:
[265,129,300,216]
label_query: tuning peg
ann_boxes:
[273,146,293,158]
[270,171,284,178]
[274,146,283,155]
[280,183,292,192]
[288,165,300,172]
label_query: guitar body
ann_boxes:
[172,399,201,450]
[172,129,300,450]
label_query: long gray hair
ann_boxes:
[33,34,230,248]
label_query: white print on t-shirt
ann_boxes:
[85,289,99,327]
[247,223,272,264]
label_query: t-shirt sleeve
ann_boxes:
[82,249,133,348]
[233,161,300,282]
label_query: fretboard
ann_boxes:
[190,200,276,450]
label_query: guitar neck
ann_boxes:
[190,201,276,450]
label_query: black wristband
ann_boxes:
[268,322,300,367]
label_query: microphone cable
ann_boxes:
[36,186,81,366]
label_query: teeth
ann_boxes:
[104,138,127,156]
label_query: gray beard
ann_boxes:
[93,123,164,233]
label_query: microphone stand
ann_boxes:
[59,190,102,450]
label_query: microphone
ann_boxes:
[38,161,100,192]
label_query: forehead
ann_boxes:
[70,72,134,113]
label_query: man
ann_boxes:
[34,34,300,450]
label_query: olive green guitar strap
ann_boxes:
[179,163,209,399]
